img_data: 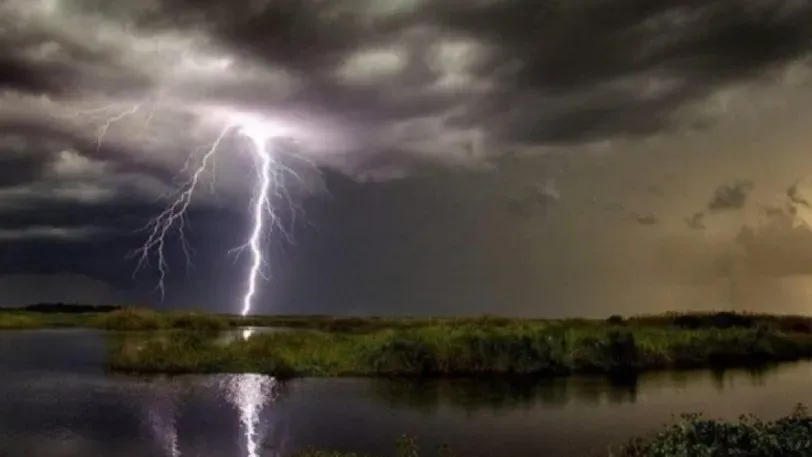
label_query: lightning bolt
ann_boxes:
[143,381,181,457]
[132,125,231,301]
[136,117,286,316]
[234,123,274,317]
[62,100,308,317]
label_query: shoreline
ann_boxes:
[5,308,812,378]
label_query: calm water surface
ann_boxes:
[1,329,811,457]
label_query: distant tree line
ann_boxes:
[0,303,122,314]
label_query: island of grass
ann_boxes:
[85,307,812,378]
[292,405,812,456]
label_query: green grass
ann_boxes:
[6,307,812,334]
[0,306,812,334]
[0,313,41,329]
[290,406,812,456]
[0,307,230,332]
[8,307,812,378]
[613,404,812,457]
[92,308,229,332]
[106,318,812,377]
[0,311,100,329]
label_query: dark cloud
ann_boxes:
[685,211,706,230]
[1,0,812,312]
[434,0,812,143]
[787,179,811,208]
[762,205,786,218]
[506,179,560,218]
[3,0,811,171]
[635,214,658,226]
[0,153,46,187]
[707,179,755,211]
[0,55,59,93]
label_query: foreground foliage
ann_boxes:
[290,406,812,456]
[616,404,812,457]
[107,318,812,377]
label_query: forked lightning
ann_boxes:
[68,101,298,317]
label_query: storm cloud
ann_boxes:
[2,0,812,313]
[2,0,812,181]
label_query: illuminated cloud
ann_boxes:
[2,0,812,313]
[0,0,809,188]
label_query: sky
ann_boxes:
[2,0,812,316]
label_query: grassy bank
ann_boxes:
[0,311,99,329]
[107,318,812,377]
[8,307,812,378]
[291,405,812,456]
[0,308,230,331]
[6,306,812,333]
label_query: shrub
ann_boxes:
[617,404,812,457]
[93,307,165,330]
[366,334,439,376]
[607,315,625,325]
[169,312,228,332]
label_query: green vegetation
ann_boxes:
[0,307,229,332]
[6,306,812,334]
[290,406,812,456]
[0,311,99,329]
[107,316,812,377]
[6,306,812,378]
[0,313,40,329]
[615,404,812,457]
[93,307,228,332]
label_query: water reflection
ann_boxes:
[140,378,181,457]
[367,365,785,414]
[369,376,639,413]
[222,374,278,457]
[134,373,278,457]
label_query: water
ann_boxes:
[2,329,812,457]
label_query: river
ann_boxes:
[1,329,810,457]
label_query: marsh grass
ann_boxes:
[291,406,812,457]
[0,313,39,329]
[106,320,812,377]
[7,307,812,335]
[91,308,229,331]
[613,404,812,457]
[0,311,98,329]
[0,307,229,331]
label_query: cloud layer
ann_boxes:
[2,0,812,312]
[3,0,812,185]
